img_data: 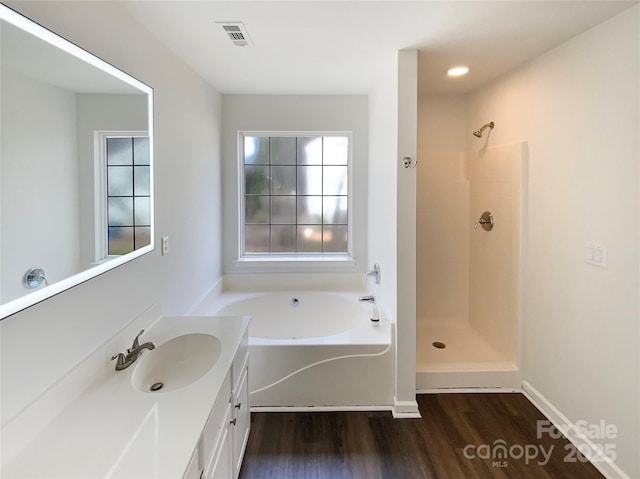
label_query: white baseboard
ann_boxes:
[416,368,521,390]
[251,405,393,413]
[417,387,521,394]
[522,380,630,479]
[392,398,421,418]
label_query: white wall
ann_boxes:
[395,50,418,415]
[0,1,223,425]
[467,6,639,477]
[220,94,368,274]
[416,94,469,326]
[368,49,419,416]
[1,70,81,304]
[467,142,523,362]
[76,93,148,266]
[368,54,398,325]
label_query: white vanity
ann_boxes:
[1,309,251,479]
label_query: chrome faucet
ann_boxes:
[358,295,375,303]
[366,263,381,285]
[111,329,156,371]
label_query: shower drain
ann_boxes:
[432,341,447,349]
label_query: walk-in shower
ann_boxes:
[416,98,523,390]
[473,121,495,138]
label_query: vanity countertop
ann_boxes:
[1,314,250,479]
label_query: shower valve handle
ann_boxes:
[474,211,494,231]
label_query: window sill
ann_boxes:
[233,255,356,271]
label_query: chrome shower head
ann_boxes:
[473,121,495,138]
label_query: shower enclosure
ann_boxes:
[416,95,526,390]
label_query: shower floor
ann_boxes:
[416,319,521,391]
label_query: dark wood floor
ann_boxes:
[239,393,605,479]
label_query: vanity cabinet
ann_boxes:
[231,345,250,475]
[185,329,250,479]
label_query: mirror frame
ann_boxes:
[0,4,155,319]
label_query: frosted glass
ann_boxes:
[244,136,269,165]
[271,196,296,224]
[108,197,133,226]
[323,166,348,195]
[297,225,322,253]
[135,197,150,225]
[271,166,296,195]
[135,226,151,248]
[297,137,322,165]
[271,225,296,252]
[245,225,270,253]
[108,166,133,196]
[107,138,133,165]
[134,137,150,165]
[134,166,150,195]
[108,227,134,255]
[323,137,348,165]
[245,196,269,223]
[270,137,296,165]
[323,196,348,224]
[323,225,348,252]
[297,166,322,195]
[297,196,322,224]
[245,166,270,194]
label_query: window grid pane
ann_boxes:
[106,135,150,255]
[243,135,349,254]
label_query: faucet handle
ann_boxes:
[131,329,145,350]
[111,352,127,370]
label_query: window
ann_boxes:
[100,134,151,256]
[240,133,351,257]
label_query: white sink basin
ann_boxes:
[132,333,222,393]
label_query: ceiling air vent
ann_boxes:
[217,22,253,47]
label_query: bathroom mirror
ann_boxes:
[0,5,154,319]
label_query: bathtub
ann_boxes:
[198,276,394,410]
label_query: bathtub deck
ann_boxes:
[239,393,604,479]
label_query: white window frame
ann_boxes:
[94,130,149,262]
[237,131,354,263]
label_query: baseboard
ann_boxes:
[522,380,630,479]
[417,387,521,394]
[392,398,421,418]
[251,405,393,413]
[416,368,521,390]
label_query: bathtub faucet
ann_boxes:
[358,295,375,303]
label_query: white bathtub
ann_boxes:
[200,279,394,410]
[214,291,389,346]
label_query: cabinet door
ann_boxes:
[207,406,233,479]
[232,366,250,477]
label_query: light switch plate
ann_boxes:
[161,236,169,256]
[585,242,607,268]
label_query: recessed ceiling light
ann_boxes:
[447,66,469,77]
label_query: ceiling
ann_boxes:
[122,1,636,95]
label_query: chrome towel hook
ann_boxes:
[474,211,494,231]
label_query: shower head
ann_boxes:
[473,121,495,138]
